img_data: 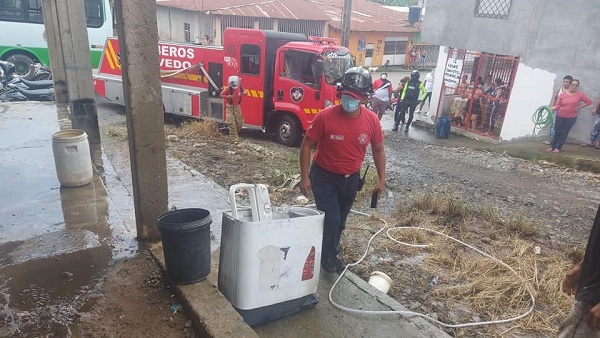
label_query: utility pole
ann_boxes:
[341,0,352,48]
[41,0,67,103]
[59,0,101,144]
[41,0,101,144]
[114,0,168,241]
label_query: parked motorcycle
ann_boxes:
[29,63,52,81]
[0,61,54,102]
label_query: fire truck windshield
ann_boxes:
[322,50,354,85]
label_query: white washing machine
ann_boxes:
[218,184,324,325]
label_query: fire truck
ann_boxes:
[93,28,355,146]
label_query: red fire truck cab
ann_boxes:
[93,28,355,146]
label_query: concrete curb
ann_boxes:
[149,243,258,338]
[343,272,451,338]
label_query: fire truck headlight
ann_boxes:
[324,100,334,108]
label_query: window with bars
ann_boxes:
[184,22,191,43]
[383,41,407,55]
[474,0,511,19]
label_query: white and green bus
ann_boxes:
[0,0,113,78]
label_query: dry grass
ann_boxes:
[105,126,128,141]
[356,166,380,200]
[168,120,224,141]
[341,192,585,337]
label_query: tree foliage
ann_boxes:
[369,0,420,6]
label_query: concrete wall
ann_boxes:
[329,29,412,67]
[423,0,600,142]
[156,7,214,44]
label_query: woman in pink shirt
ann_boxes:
[548,79,592,153]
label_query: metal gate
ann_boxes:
[435,48,519,139]
[412,44,439,69]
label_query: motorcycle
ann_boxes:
[29,63,52,81]
[0,61,54,102]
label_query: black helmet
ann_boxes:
[410,70,420,81]
[339,67,373,97]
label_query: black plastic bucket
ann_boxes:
[157,208,212,285]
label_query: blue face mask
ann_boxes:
[341,94,360,113]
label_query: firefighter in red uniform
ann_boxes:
[220,76,247,144]
[299,67,387,273]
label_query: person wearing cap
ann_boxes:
[299,67,386,273]
[393,70,427,132]
[220,76,247,144]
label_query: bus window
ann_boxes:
[27,0,42,23]
[0,0,112,70]
[0,0,25,22]
[85,0,103,28]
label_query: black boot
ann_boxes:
[392,124,398,132]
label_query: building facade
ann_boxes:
[155,0,437,69]
[422,0,600,142]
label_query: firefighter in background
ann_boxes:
[220,76,247,144]
[299,67,386,273]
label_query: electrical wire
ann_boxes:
[325,209,536,329]
[532,105,553,139]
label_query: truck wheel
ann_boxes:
[275,115,301,147]
[4,53,36,79]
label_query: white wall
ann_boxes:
[500,64,554,141]
[427,47,566,142]
[425,46,448,124]
[156,7,172,41]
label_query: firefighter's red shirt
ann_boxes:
[220,86,244,106]
[305,105,383,175]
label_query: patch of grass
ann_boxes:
[506,213,538,237]
[170,120,224,141]
[105,127,128,141]
[268,152,301,188]
[565,244,586,263]
[447,197,471,220]
[345,193,578,337]
[356,166,379,199]
[478,204,502,224]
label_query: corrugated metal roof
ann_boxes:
[157,0,330,20]
[317,0,421,33]
[156,0,421,33]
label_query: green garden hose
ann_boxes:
[532,105,553,139]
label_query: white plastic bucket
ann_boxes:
[52,129,93,187]
[368,271,393,294]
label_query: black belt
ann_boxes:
[313,162,358,178]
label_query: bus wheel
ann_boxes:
[275,114,301,147]
[4,53,36,79]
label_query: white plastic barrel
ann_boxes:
[52,129,93,187]
[368,271,393,294]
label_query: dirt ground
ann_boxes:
[71,250,196,337]
[160,120,600,337]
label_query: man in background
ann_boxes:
[417,71,434,115]
[371,73,392,120]
[220,75,247,144]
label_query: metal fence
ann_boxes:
[411,44,440,69]
[435,48,519,139]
